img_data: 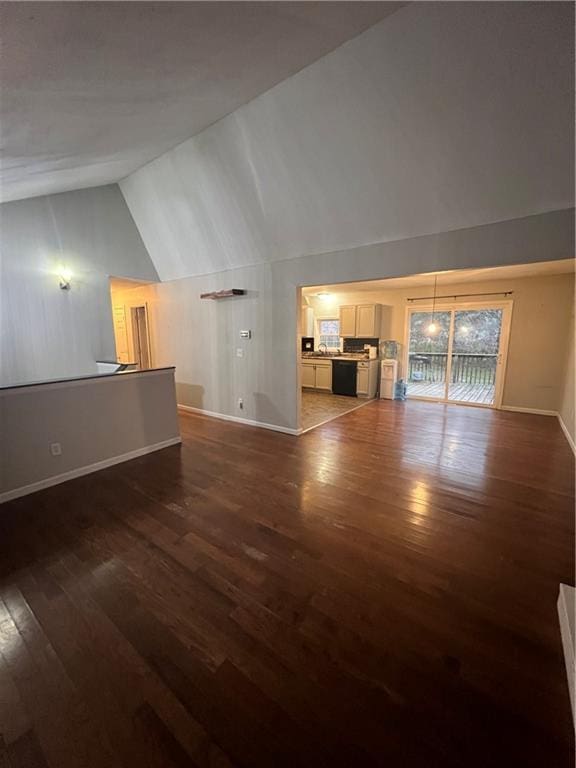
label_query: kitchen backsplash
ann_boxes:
[342,337,379,352]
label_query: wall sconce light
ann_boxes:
[59,268,72,290]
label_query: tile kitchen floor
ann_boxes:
[301,389,373,431]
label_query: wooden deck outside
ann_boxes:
[407,381,495,404]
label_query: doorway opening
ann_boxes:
[298,259,574,431]
[109,277,156,369]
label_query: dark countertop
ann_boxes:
[301,355,379,362]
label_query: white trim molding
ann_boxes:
[500,405,558,416]
[178,405,302,436]
[558,413,576,456]
[557,584,576,729]
[0,437,182,505]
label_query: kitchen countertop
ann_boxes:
[301,355,379,361]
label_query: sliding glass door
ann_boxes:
[406,303,510,407]
[407,311,452,400]
[449,309,502,404]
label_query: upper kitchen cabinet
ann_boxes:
[357,304,381,336]
[339,305,357,337]
[339,304,381,338]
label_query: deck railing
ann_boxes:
[408,353,497,385]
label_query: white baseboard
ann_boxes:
[557,413,576,456]
[500,405,558,416]
[178,404,301,436]
[0,437,182,505]
[557,584,576,729]
[499,407,575,454]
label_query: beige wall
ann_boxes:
[559,293,575,445]
[0,369,180,502]
[307,273,575,414]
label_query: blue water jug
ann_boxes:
[394,379,407,401]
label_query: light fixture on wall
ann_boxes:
[426,275,438,335]
[317,292,332,302]
[58,267,72,290]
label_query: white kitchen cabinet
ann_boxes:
[314,361,332,391]
[301,361,316,388]
[339,304,381,338]
[356,304,381,337]
[339,305,357,337]
[357,360,379,398]
[301,359,332,391]
[356,365,370,396]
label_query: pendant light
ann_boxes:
[427,275,438,335]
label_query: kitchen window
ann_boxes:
[318,319,340,348]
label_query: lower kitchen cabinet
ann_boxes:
[301,359,332,391]
[301,362,316,388]
[357,360,379,398]
[357,366,370,396]
[314,362,333,391]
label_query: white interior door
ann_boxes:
[130,305,151,369]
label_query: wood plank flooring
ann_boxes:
[0,400,574,767]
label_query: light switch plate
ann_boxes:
[236,348,244,358]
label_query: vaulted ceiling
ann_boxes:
[0,1,402,203]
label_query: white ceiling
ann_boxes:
[0,1,402,203]
[302,259,576,295]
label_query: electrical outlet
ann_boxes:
[50,442,62,456]
[238,398,244,410]
[236,348,244,358]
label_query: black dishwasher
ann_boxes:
[332,360,357,396]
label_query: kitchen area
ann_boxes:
[300,263,555,432]
[300,292,399,431]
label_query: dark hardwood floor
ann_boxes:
[0,400,574,767]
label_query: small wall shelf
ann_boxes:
[200,289,246,300]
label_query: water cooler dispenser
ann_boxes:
[380,359,398,400]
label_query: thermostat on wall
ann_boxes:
[239,330,252,339]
